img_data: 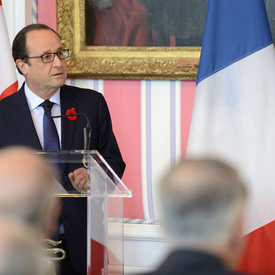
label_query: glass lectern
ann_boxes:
[39,150,132,275]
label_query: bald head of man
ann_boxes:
[159,158,248,270]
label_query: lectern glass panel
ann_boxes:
[38,150,132,275]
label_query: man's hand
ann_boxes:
[68,167,88,193]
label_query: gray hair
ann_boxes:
[88,0,113,10]
[159,158,247,246]
[0,219,54,275]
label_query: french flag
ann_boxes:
[0,0,18,99]
[187,0,275,274]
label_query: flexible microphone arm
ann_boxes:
[43,100,92,166]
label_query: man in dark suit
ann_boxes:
[0,23,125,275]
[144,158,250,275]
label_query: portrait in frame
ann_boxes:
[56,0,207,80]
[56,0,275,80]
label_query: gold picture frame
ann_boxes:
[56,0,201,80]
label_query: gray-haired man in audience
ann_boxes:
[145,158,250,275]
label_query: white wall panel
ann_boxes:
[150,81,171,220]
[141,80,150,219]
[175,80,182,163]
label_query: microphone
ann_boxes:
[43,99,91,166]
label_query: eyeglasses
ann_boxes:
[24,49,69,63]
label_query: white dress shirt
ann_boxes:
[24,83,61,149]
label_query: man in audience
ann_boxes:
[0,146,61,239]
[145,158,250,274]
[0,146,61,274]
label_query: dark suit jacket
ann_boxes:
[0,84,125,274]
[143,250,251,275]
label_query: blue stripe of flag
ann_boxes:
[197,0,272,85]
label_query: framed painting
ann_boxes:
[56,0,208,80]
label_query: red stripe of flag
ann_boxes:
[238,221,275,274]
[0,1,18,99]
[0,81,18,100]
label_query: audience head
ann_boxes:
[0,146,61,238]
[159,158,248,269]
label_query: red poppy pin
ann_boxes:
[66,108,77,121]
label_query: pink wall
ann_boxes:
[104,80,143,218]
[181,81,196,158]
[37,0,56,30]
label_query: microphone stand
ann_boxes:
[43,100,91,167]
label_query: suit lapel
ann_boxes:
[12,85,80,151]
[10,86,42,150]
[60,86,78,150]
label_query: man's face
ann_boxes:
[19,29,67,99]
